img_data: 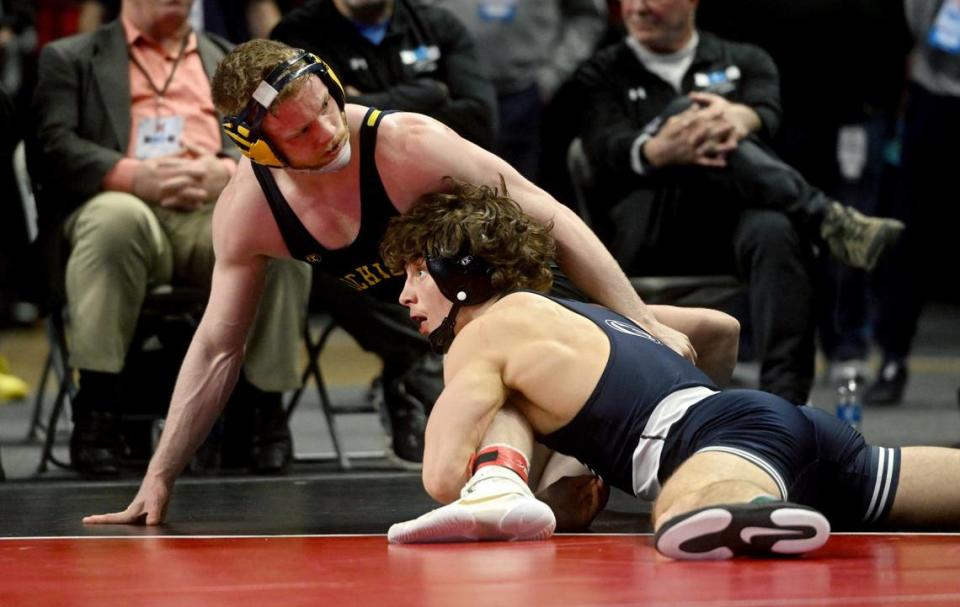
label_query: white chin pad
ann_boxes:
[312,141,352,174]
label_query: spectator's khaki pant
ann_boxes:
[63,192,310,391]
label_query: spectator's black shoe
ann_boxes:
[381,354,440,467]
[71,371,123,477]
[250,398,293,475]
[654,499,830,560]
[383,376,429,467]
[386,398,426,466]
[69,408,121,478]
[820,202,904,271]
[864,359,908,406]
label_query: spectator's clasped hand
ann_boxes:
[132,143,232,211]
[644,93,751,169]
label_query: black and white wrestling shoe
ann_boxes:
[654,499,830,560]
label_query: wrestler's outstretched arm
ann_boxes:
[84,181,270,525]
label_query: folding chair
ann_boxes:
[15,142,209,474]
[284,316,384,470]
[13,140,76,469]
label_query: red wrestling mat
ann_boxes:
[2,534,960,607]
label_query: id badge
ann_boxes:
[134,115,184,159]
[478,0,517,22]
[928,0,960,54]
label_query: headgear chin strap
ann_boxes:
[428,303,462,355]
[425,253,496,354]
[222,50,345,168]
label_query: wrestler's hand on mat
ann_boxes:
[82,477,171,526]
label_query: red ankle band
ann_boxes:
[469,444,530,483]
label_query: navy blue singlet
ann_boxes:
[535,292,716,494]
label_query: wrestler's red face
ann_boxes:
[263,76,350,170]
[622,0,697,53]
[399,260,453,336]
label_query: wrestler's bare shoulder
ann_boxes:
[211,162,276,260]
[368,112,461,209]
[376,112,458,159]
[465,292,566,341]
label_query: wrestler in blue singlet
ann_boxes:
[535,292,900,529]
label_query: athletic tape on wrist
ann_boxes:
[468,444,530,483]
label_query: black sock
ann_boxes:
[76,369,121,413]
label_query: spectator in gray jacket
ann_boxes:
[437,0,606,181]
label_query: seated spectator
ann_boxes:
[575,0,904,405]
[268,0,499,463]
[696,0,912,390]
[270,0,496,149]
[864,0,960,405]
[438,0,607,182]
[74,0,284,42]
[29,0,311,477]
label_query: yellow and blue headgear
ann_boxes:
[221,50,345,168]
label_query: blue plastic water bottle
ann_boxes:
[836,378,862,430]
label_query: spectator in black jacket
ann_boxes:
[270,0,496,148]
[575,0,904,404]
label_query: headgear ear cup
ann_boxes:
[426,254,496,306]
[424,253,496,354]
[221,50,346,167]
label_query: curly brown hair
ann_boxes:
[211,39,306,118]
[381,178,557,293]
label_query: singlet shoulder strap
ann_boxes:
[252,163,325,261]
[357,107,398,239]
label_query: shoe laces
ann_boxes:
[833,206,868,240]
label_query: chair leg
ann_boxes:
[310,350,351,470]
[287,320,355,469]
[36,377,70,474]
[25,351,54,442]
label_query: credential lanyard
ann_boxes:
[129,32,191,113]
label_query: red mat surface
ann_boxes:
[2,534,960,606]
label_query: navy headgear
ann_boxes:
[424,251,496,354]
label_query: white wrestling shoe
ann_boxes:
[654,499,830,560]
[387,467,556,544]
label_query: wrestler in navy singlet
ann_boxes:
[252,107,404,302]
[536,293,717,494]
[534,292,901,528]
